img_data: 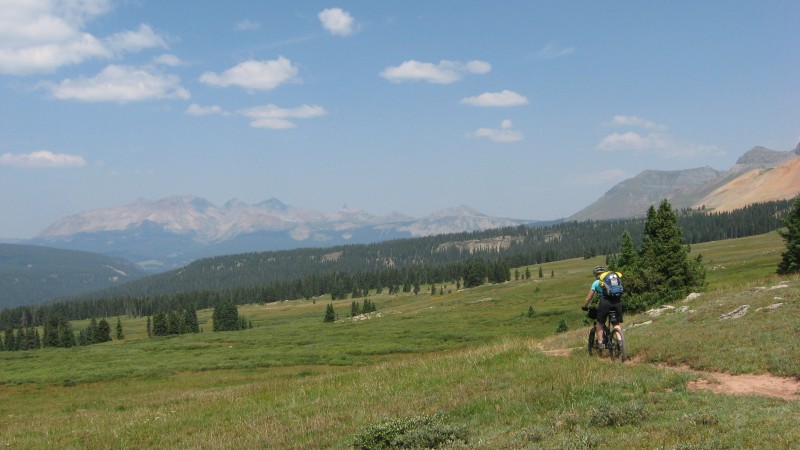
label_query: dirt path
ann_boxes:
[534,343,800,401]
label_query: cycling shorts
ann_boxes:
[596,297,623,325]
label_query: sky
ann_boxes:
[1,0,799,239]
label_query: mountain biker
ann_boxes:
[581,265,623,348]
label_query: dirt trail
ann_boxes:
[534,343,800,401]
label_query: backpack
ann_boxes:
[599,271,623,301]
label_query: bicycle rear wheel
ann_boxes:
[609,329,626,362]
[588,328,599,356]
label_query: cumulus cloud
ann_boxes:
[44,64,190,102]
[381,59,491,84]
[0,1,167,75]
[610,115,666,131]
[460,90,528,107]
[103,24,166,54]
[318,8,355,36]
[199,56,300,91]
[0,150,86,168]
[598,115,722,157]
[186,103,226,116]
[153,54,182,67]
[468,119,523,143]
[238,104,326,129]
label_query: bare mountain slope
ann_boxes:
[695,157,800,212]
[570,143,800,220]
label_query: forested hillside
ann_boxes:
[0,199,792,328]
[0,244,143,309]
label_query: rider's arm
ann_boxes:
[582,288,594,309]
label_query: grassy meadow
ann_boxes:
[1,231,799,448]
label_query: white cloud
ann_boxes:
[598,115,722,157]
[318,8,355,36]
[0,150,86,168]
[199,56,300,91]
[460,90,529,107]
[610,115,666,131]
[186,103,226,116]
[468,119,523,143]
[381,59,491,84]
[103,24,166,54]
[153,54,182,67]
[238,104,326,129]
[45,64,190,102]
[234,19,261,31]
[532,42,575,61]
[598,131,661,151]
[0,1,167,75]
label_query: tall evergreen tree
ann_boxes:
[97,318,112,343]
[777,196,800,274]
[4,328,15,351]
[115,317,124,340]
[152,312,168,336]
[212,299,240,331]
[324,303,336,323]
[626,199,706,311]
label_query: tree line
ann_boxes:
[0,199,793,330]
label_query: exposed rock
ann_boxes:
[719,305,750,320]
[756,303,783,312]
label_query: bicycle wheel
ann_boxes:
[588,328,598,356]
[610,329,626,362]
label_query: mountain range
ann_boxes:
[569,143,800,221]
[4,142,799,308]
[30,200,537,271]
[24,142,800,272]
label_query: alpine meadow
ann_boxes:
[1,222,798,447]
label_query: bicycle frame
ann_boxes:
[587,307,626,361]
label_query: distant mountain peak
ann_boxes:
[256,197,290,211]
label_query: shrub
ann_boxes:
[351,413,467,449]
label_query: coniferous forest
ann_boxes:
[0,199,792,331]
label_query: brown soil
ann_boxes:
[533,342,800,401]
[679,366,800,401]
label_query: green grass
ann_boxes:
[1,231,798,448]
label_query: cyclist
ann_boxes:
[581,265,623,348]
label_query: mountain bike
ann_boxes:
[586,307,626,362]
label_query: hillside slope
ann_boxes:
[695,157,800,212]
[0,244,143,309]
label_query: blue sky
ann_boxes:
[1,1,798,239]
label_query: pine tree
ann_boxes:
[555,318,568,333]
[538,266,543,278]
[525,267,531,279]
[85,318,98,345]
[777,196,800,274]
[4,328,15,351]
[97,319,112,343]
[527,306,535,318]
[351,300,361,317]
[627,199,706,311]
[324,303,336,323]
[115,317,124,340]
[213,299,241,332]
[153,312,168,336]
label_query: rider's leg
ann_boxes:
[595,321,604,347]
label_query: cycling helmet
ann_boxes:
[593,266,606,276]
